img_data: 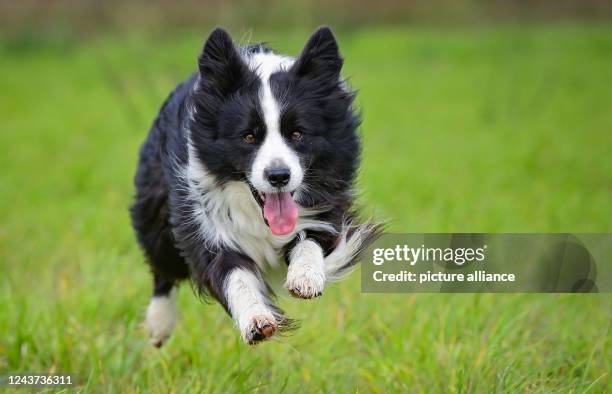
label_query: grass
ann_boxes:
[0,23,611,392]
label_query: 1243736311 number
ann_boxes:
[2,374,73,387]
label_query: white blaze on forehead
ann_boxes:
[246,52,295,82]
[245,52,303,193]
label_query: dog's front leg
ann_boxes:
[196,250,288,344]
[225,268,280,344]
[285,239,326,299]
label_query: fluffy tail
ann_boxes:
[324,218,384,282]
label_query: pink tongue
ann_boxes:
[263,192,299,235]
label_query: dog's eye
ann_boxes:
[243,133,256,144]
[290,131,303,142]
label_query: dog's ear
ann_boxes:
[198,27,247,95]
[292,26,343,79]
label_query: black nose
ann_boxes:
[264,167,291,187]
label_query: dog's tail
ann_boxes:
[324,218,384,282]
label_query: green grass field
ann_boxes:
[1,23,611,392]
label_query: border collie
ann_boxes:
[130,26,381,347]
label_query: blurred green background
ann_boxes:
[0,1,611,392]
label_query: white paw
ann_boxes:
[241,313,278,345]
[144,289,177,348]
[286,266,325,299]
[285,240,326,299]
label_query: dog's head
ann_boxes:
[189,27,360,235]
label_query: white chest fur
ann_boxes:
[182,148,335,269]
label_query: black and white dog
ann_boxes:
[130,26,381,347]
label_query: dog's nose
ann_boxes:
[264,166,291,188]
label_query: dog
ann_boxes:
[130,26,381,347]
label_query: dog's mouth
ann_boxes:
[248,183,298,236]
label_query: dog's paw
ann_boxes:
[144,292,177,348]
[286,240,326,299]
[147,324,173,348]
[243,314,278,345]
[285,266,325,299]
